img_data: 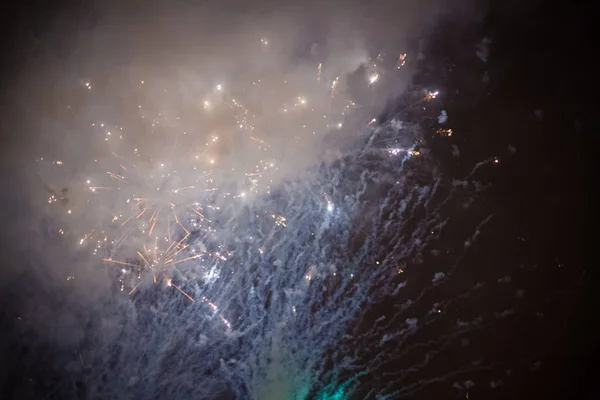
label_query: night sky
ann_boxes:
[0,0,596,399]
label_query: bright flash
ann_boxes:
[216,84,222,91]
[369,73,379,85]
[327,203,334,212]
[397,53,407,68]
[426,90,439,100]
[436,128,453,137]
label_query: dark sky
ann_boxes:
[0,0,597,399]
[378,1,597,398]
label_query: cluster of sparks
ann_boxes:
[39,38,438,327]
[436,128,453,137]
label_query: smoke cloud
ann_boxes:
[0,0,488,398]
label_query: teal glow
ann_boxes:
[314,371,368,400]
[315,384,349,400]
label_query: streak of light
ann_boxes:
[107,172,126,181]
[103,258,138,268]
[167,244,190,260]
[331,77,339,99]
[188,206,205,219]
[165,254,202,266]
[149,210,160,236]
[137,251,151,268]
[171,283,195,302]
[128,280,143,295]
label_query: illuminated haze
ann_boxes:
[4,0,454,289]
